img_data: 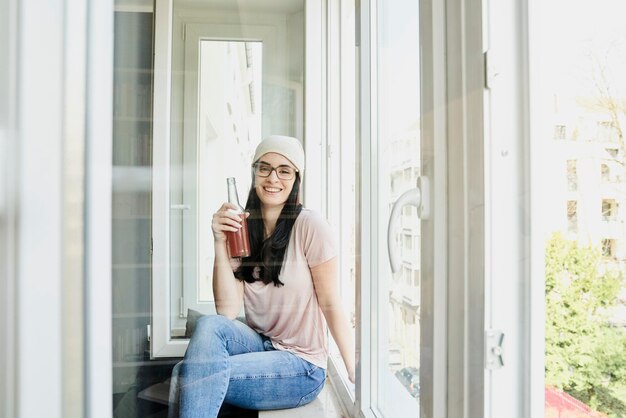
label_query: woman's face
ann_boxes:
[254,152,297,209]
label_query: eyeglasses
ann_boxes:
[253,162,298,180]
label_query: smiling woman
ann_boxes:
[173,136,355,417]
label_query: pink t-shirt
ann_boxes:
[241,209,337,369]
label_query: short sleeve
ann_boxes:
[299,210,338,268]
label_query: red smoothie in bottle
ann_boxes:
[225,177,250,258]
[226,212,250,258]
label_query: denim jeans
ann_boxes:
[178,315,326,418]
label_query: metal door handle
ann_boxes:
[387,176,429,273]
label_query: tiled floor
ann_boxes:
[260,378,349,418]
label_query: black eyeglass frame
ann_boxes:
[252,162,299,180]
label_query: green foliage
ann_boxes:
[545,232,626,417]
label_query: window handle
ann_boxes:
[387,176,429,273]
[170,204,190,210]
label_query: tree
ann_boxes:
[589,46,626,151]
[581,43,626,183]
[545,232,626,417]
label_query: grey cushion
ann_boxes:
[184,308,204,338]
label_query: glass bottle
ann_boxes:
[225,177,250,258]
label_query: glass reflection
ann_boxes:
[377,0,421,413]
[170,40,262,337]
[196,40,262,303]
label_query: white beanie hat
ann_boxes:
[252,135,305,173]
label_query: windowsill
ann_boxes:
[259,378,348,418]
[137,374,351,417]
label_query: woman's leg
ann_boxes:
[178,315,265,418]
[224,347,326,410]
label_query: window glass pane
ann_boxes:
[112,9,163,410]
[375,0,421,415]
[534,1,626,416]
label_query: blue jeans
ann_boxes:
[178,315,326,418]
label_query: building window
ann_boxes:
[391,174,399,192]
[601,163,610,182]
[554,124,566,140]
[601,239,616,258]
[404,167,412,181]
[597,120,617,142]
[602,199,618,221]
[401,266,410,285]
[567,160,577,191]
[606,147,619,158]
[405,309,416,325]
[399,266,410,285]
[567,200,578,233]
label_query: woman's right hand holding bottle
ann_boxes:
[211,202,247,316]
[211,203,248,243]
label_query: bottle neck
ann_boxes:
[227,179,243,211]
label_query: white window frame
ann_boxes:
[486,0,539,416]
[3,0,113,416]
[323,0,359,415]
[419,0,449,415]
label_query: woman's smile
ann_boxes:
[258,180,289,203]
[262,185,283,194]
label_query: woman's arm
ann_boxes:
[311,257,356,383]
[211,203,245,319]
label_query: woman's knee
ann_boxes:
[195,314,230,332]
[187,315,232,345]
[296,369,326,407]
[184,315,234,363]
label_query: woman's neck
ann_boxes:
[261,204,284,237]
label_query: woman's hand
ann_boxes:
[211,203,247,319]
[347,365,356,384]
[211,203,249,242]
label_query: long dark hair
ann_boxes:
[234,173,302,287]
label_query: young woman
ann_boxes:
[178,135,355,417]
